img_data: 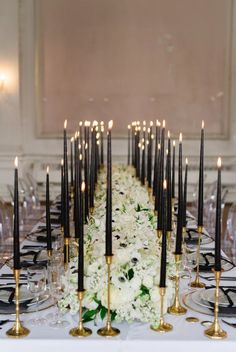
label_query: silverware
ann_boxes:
[222,319,236,328]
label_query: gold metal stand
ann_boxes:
[190,226,205,288]
[151,287,173,332]
[167,231,172,251]
[157,230,162,239]
[47,249,52,258]
[6,269,30,338]
[90,207,94,215]
[97,256,120,337]
[64,237,70,270]
[171,198,176,233]
[69,291,92,337]
[168,254,187,315]
[204,270,227,339]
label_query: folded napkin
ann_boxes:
[205,285,236,315]
[198,252,235,271]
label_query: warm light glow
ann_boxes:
[162,120,166,128]
[138,142,141,148]
[143,121,146,126]
[79,154,83,160]
[156,120,161,127]
[101,125,104,132]
[179,133,182,143]
[151,134,154,139]
[97,140,100,145]
[85,143,88,150]
[46,165,49,174]
[14,156,18,169]
[0,73,6,91]
[100,121,104,126]
[147,128,150,133]
[158,143,161,150]
[142,138,145,143]
[93,120,98,127]
[186,158,188,165]
[168,130,170,139]
[150,121,153,127]
[166,149,168,155]
[96,132,100,139]
[71,137,74,143]
[146,140,149,145]
[81,181,85,192]
[217,157,222,168]
[84,120,90,127]
[79,121,83,127]
[78,143,81,150]
[74,131,77,139]
[202,120,205,129]
[61,159,64,166]
[64,119,67,129]
[108,120,113,130]
[142,145,145,150]
[143,127,146,132]
[163,179,167,190]
[136,121,140,126]
[128,124,131,129]
[173,140,176,147]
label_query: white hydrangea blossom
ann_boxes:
[59,166,175,325]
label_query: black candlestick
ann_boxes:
[183,158,188,229]
[172,140,175,200]
[160,180,167,287]
[105,121,113,256]
[175,133,183,255]
[215,157,222,271]
[198,121,204,227]
[13,157,20,270]
[46,166,52,252]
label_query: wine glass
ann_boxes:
[27,265,47,325]
[47,263,69,328]
[182,251,197,289]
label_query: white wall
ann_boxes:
[0,0,236,201]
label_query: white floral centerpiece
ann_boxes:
[60,165,175,325]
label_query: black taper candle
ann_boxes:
[141,142,145,185]
[13,156,20,269]
[128,124,131,166]
[89,127,95,209]
[101,121,104,166]
[167,132,172,231]
[63,120,70,239]
[175,133,183,254]
[84,142,89,221]
[74,133,79,238]
[157,120,165,231]
[46,166,52,251]
[154,143,161,212]
[183,158,188,229]
[160,179,167,288]
[70,137,74,188]
[61,159,64,231]
[78,182,85,291]
[172,140,176,199]
[198,121,204,228]
[105,120,113,256]
[215,157,222,271]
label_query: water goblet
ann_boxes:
[27,265,47,325]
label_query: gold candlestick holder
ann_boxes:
[47,249,53,259]
[157,229,162,239]
[204,270,227,339]
[171,198,176,233]
[190,226,205,288]
[64,237,70,270]
[97,255,120,337]
[168,254,187,315]
[167,230,172,252]
[69,290,92,337]
[151,287,173,333]
[6,269,30,338]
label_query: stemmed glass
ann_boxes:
[47,263,69,328]
[182,251,197,290]
[27,265,47,325]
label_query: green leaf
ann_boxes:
[82,309,97,323]
[111,310,117,321]
[140,285,149,296]
[127,268,134,280]
[100,306,107,320]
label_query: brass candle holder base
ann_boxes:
[151,287,173,333]
[69,291,92,338]
[6,269,30,338]
[204,270,227,340]
[168,254,187,316]
[97,255,120,337]
[167,231,172,251]
[157,230,162,239]
[190,226,205,288]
